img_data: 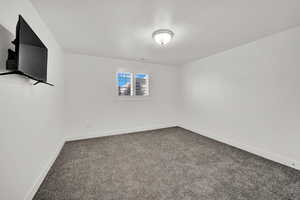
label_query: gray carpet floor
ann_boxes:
[34,127,300,200]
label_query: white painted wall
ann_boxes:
[180,26,300,169]
[0,1,65,200]
[1,1,300,199]
[64,53,179,140]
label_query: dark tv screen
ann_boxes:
[17,15,48,82]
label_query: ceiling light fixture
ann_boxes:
[152,29,174,46]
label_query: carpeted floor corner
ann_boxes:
[33,127,300,200]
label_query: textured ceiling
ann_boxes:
[31,0,300,66]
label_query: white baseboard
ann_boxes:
[25,122,299,200]
[24,123,178,200]
[179,123,300,171]
[25,139,65,200]
[65,122,179,142]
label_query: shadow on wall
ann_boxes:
[0,24,14,72]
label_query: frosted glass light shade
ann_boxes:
[152,29,174,46]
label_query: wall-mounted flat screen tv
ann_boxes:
[6,15,48,83]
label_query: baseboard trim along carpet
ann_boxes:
[25,139,65,200]
[27,123,299,200]
[32,127,300,200]
[27,123,178,200]
[179,123,300,171]
[65,123,179,142]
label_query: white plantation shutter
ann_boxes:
[135,74,149,96]
[117,72,149,97]
[117,72,133,96]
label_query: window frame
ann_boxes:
[116,72,134,97]
[134,73,150,97]
[116,72,150,100]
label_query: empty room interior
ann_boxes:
[1,0,300,199]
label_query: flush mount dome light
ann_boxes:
[152,29,174,46]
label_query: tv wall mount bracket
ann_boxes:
[0,71,54,86]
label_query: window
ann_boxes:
[117,72,133,96]
[117,72,149,97]
[135,73,149,96]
